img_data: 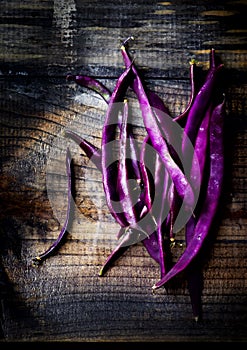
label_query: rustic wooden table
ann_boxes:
[0,0,246,343]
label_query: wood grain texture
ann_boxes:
[0,0,247,343]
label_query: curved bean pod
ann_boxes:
[181,49,223,157]
[117,99,139,225]
[64,129,102,171]
[131,63,195,211]
[173,61,196,124]
[184,105,212,320]
[32,147,72,265]
[101,65,134,227]
[66,74,111,103]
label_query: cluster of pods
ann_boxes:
[33,38,226,321]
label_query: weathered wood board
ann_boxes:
[0,0,246,343]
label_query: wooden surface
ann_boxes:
[0,0,247,343]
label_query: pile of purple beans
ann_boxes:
[33,38,226,321]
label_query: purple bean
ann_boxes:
[183,105,212,320]
[152,97,226,291]
[130,62,195,211]
[139,135,155,214]
[190,105,211,194]
[66,74,111,103]
[101,65,134,227]
[99,227,129,276]
[185,215,203,322]
[181,49,223,157]
[121,41,175,146]
[117,99,138,225]
[170,104,212,239]
[168,52,222,240]
[64,129,102,171]
[173,61,196,124]
[32,147,72,265]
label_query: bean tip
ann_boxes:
[122,36,135,48]
[190,58,198,65]
[152,284,157,292]
[98,267,104,276]
[66,74,74,81]
[194,316,199,323]
[32,256,42,267]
